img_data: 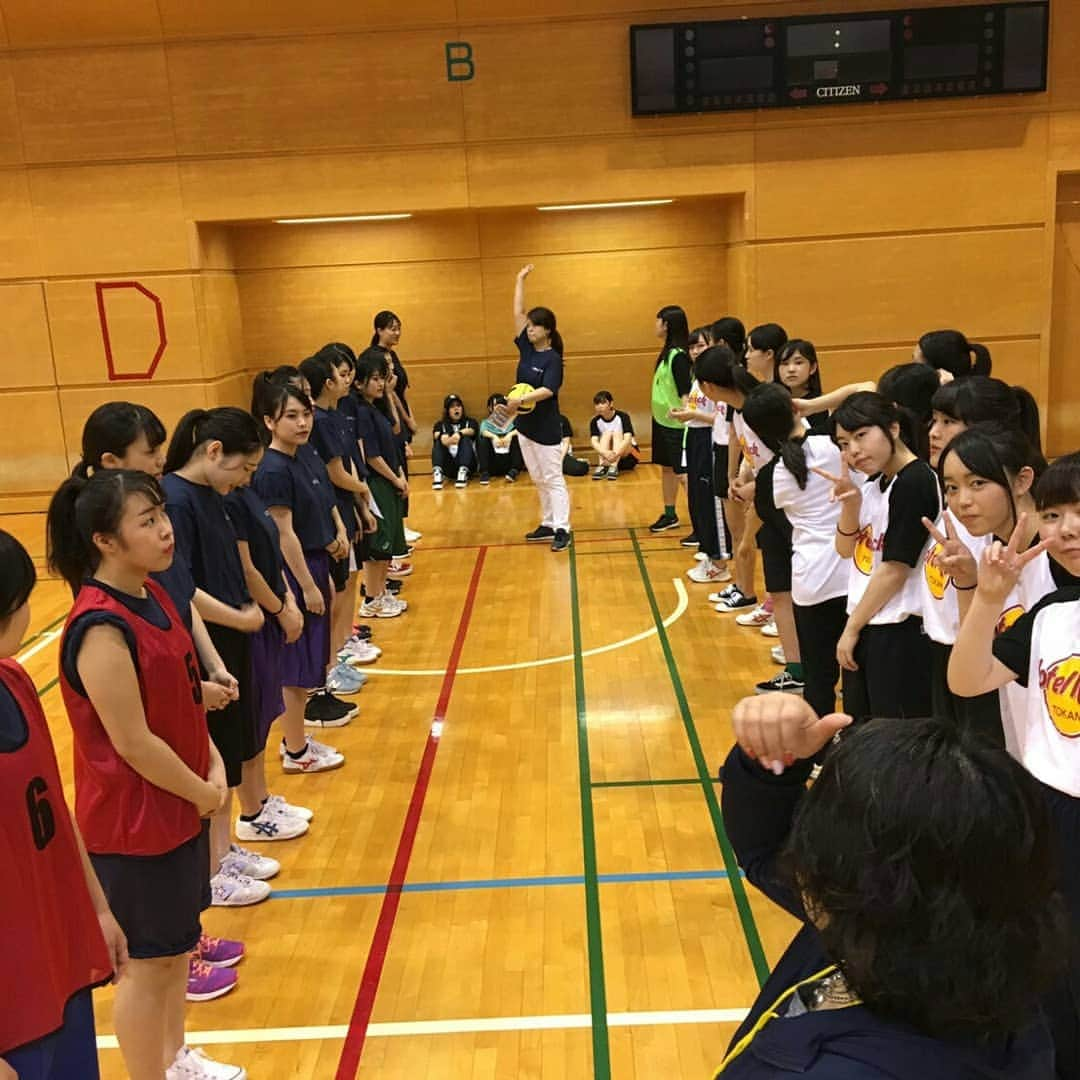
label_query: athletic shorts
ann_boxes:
[651,421,686,472]
[756,521,793,594]
[89,823,210,960]
[2,989,99,1080]
[367,474,405,562]
[205,623,257,787]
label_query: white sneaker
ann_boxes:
[338,635,381,665]
[404,526,422,543]
[708,585,739,604]
[432,468,443,490]
[167,1045,247,1080]
[371,594,406,618]
[281,735,345,773]
[760,618,779,638]
[222,844,280,881]
[686,560,732,584]
[235,806,308,842]
[771,645,786,665]
[735,603,773,627]
[210,868,271,907]
[455,466,469,488]
[264,793,313,823]
[693,550,709,561]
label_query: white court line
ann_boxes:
[365,578,689,676]
[95,1006,750,1048]
[16,628,62,665]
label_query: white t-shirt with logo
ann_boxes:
[772,436,851,607]
[994,586,1080,796]
[919,516,988,645]
[732,410,773,476]
[683,380,718,429]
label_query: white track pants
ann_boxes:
[518,434,571,532]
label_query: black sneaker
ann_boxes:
[506,470,518,483]
[480,473,491,485]
[714,588,758,613]
[649,513,680,533]
[386,578,403,594]
[350,623,373,640]
[754,671,805,695]
[592,466,607,481]
[526,525,556,542]
[304,689,358,726]
[679,533,700,547]
[551,529,570,552]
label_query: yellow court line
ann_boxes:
[95,1006,750,1048]
[16,628,62,665]
[364,578,689,677]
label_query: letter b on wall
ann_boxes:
[445,42,474,82]
[96,281,168,381]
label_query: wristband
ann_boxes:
[836,525,860,537]
[952,581,976,591]
[273,597,287,615]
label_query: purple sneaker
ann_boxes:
[197,933,245,968]
[186,957,238,1001]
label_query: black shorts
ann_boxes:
[205,623,256,787]
[712,444,730,499]
[89,823,210,960]
[329,553,349,593]
[651,421,686,472]
[756,521,793,593]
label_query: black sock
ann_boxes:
[239,811,260,822]
[286,744,308,760]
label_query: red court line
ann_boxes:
[335,546,488,1079]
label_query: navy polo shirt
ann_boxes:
[253,447,336,552]
[353,401,399,469]
[160,473,250,608]
[513,329,563,445]
[225,486,286,604]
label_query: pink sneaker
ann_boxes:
[186,956,238,1001]
[197,933,245,968]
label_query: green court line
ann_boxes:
[629,528,770,988]
[591,777,718,789]
[568,535,612,1080]
[36,676,59,699]
[17,612,66,652]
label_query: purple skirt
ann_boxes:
[250,616,285,750]
[280,550,332,691]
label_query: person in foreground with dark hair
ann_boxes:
[717,693,1064,1078]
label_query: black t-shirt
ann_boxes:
[354,400,400,469]
[160,473,250,608]
[880,460,940,567]
[225,486,286,605]
[433,417,479,439]
[253,447,336,552]
[514,329,564,445]
[0,677,27,752]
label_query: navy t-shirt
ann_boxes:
[160,474,250,609]
[514,329,563,445]
[335,396,370,480]
[150,558,195,632]
[353,401,399,469]
[253,447,336,552]
[225,486,286,605]
[311,406,360,533]
[0,676,27,752]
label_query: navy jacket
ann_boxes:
[717,745,1055,1079]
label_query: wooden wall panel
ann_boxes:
[0,57,23,165]
[1049,212,1080,456]
[754,114,1047,239]
[12,46,174,164]
[0,0,161,47]
[29,163,191,276]
[178,148,469,222]
[47,276,201,386]
[0,283,53,387]
[753,228,1044,347]
[0,390,68,494]
[204,371,250,411]
[0,171,42,280]
[406,358,493,453]
[194,273,245,380]
[166,34,463,158]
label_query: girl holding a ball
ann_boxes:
[505,265,571,552]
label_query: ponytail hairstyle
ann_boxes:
[1034,450,1080,513]
[255,380,313,438]
[0,530,35,624]
[931,377,1042,455]
[321,341,356,366]
[776,339,823,398]
[527,306,564,357]
[918,330,992,379]
[693,344,758,397]
[47,470,164,591]
[371,310,401,348]
[76,402,167,478]
[299,353,337,400]
[656,305,689,357]
[937,425,1046,535]
[710,316,746,356]
[747,323,788,362]
[742,382,812,489]
[832,391,922,457]
[356,347,394,419]
[164,407,263,475]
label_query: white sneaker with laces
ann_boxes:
[760,618,779,638]
[234,806,308,842]
[281,736,345,773]
[372,594,406,618]
[735,603,773,627]
[404,526,422,543]
[210,868,271,907]
[771,645,786,665]
[432,467,443,490]
[167,1045,247,1080]
[708,585,739,604]
[455,466,469,488]
[338,636,381,665]
[686,560,732,584]
[222,844,280,881]
[264,793,313,822]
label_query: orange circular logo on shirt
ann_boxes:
[1038,654,1080,738]
[854,525,874,577]
[995,605,1024,636]
[924,542,949,601]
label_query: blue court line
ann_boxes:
[270,868,734,900]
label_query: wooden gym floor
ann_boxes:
[8,467,798,1079]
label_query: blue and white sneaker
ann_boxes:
[325,662,367,696]
[234,806,308,842]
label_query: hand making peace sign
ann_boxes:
[975,513,1048,605]
[920,510,978,589]
[811,455,860,504]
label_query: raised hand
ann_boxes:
[811,455,859,503]
[517,264,534,280]
[976,513,1048,604]
[921,510,978,588]
[732,693,852,774]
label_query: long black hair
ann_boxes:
[0,530,35,624]
[656,305,689,357]
[832,391,921,457]
[919,329,992,379]
[776,339,823,398]
[931,377,1042,454]
[47,470,165,591]
[741,383,812,489]
[356,347,394,420]
[710,316,746,355]
[788,717,1065,1039]
[164,407,263,475]
[527,306,564,357]
[75,402,167,477]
